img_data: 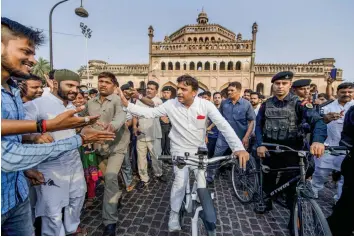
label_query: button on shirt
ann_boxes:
[219,98,256,140]
[1,80,82,215]
[126,97,245,155]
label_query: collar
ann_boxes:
[93,93,114,103]
[226,97,242,104]
[179,96,199,109]
[48,92,73,107]
[273,93,292,103]
[1,77,18,94]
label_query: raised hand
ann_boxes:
[24,169,45,186]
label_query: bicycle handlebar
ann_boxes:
[157,154,234,166]
[261,143,349,156]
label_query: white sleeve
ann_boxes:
[23,101,40,121]
[207,101,245,152]
[127,100,168,119]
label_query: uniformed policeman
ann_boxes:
[292,79,312,101]
[160,86,173,155]
[255,71,327,234]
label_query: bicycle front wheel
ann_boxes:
[231,155,258,203]
[197,216,216,236]
[293,197,332,236]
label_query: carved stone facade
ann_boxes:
[79,11,343,96]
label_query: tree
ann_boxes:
[77,65,87,76]
[32,57,50,78]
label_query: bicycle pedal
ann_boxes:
[253,203,268,214]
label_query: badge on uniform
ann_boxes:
[305,103,313,109]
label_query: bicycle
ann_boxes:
[158,147,236,236]
[231,143,349,236]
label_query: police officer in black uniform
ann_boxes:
[327,105,354,236]
[292,79,312,101]
[160,86,173,155]
[255,71,327,234]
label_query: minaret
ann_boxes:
[148,25,154,80]
[250,22,258,90]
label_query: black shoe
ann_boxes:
[103,224,116,236]
[288,221,295,236]
[136,181,148,190]
[156,175,167,183]
[265,199,273,212]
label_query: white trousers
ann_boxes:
[41,196,84,236]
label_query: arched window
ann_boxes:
[197,62,203,71]
[211,37,215,42]
[190,62,195,70]
[161,62,166,70]
[256,83,264,94]
[183,63,187,70]
[205,37,209,42]
[205,62,210,70]
[213,63,217,70]
[188,37,192,42]
[227,61,234,70]
[236,61,241,70]
[193,37,197,43]
[220,61,225,71]
[168,62,173,70]
[175,62,180,70]
[199,37,203,42]
[140,81,146,89]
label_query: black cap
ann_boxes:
[271,71,294,83]
[162,86,172,92]
[120,84,131,91]
[292,79,312,88]
[89,88,98,94]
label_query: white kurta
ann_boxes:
[315,99,354,170]
[24,93,86,217]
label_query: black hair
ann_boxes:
[98,71,118,86]
[213,92,221,98]
[48,70,56,80]
[147,80,159,90]
[89,88,98,95]
[244,89,253,94]
[176,75,199,91]
[1,17,44,47]
[198,92,204,97]
[127,81,134,88]
[77,90,85,97]
[28,74,43,81]
[317,93,328,100]
[228,81,242,90]
[203,91,212,97]
[250,92,260,98]
[337,82,353,91]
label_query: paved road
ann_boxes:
[81,165,336,236]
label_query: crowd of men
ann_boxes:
[1,16,354,237]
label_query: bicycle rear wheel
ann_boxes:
[232,155,258,203]
[293,197,332,236]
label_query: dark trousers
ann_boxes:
[262,151,300,227]
[130,135,138,174]
[161,124,171,155]
[327,153,354,236]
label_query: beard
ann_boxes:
[57,84,77,101]
[1,54,31,79]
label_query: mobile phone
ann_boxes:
[330,68,337,81]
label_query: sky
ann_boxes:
[2,0,354,81]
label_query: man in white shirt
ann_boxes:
[24,70,87,236]
[118,75,249,232]
[312,82,354,200]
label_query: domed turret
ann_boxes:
[197,9,208,25]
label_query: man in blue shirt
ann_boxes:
[208,82,255,182]
[1,18,115,236]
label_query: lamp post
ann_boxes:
[80,23,92,85]
[49,0,89,70]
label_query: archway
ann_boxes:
[256,83,264,95]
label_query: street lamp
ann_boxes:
[80,23,92,86]
[49,0,89,70]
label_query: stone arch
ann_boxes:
[183,63,187,70]
[161,62,166,70]
[175,62,180,70]
[168,62,173,70]
[139,81,146,90]
[256,83,264,94]
[211,37,215,42]
[197,61,203,71]
[205,37,209,42]
[199,37,203,42]
[190,62,195,70]
[205,61,210,70]
[193,37,197,43]
[161,81,177,98]
[236,61,242,70]
[197,80,209,91]
[220,61,226,70]
[227,61,234,70]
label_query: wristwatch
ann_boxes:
[138,94,143,100]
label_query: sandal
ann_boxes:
[67,226,88,236]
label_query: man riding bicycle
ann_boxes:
[255,71,327,235]
[118,75,249,232]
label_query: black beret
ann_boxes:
[162,86,172,92]
[292,79,312,88]
[271,71,294,83]
[120,84,131,91]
